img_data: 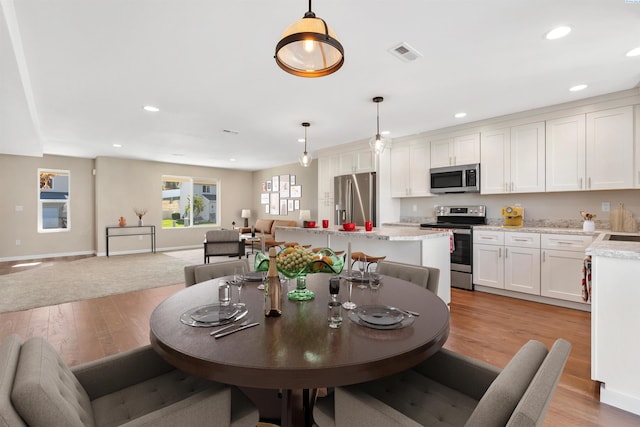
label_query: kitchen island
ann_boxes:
[587,232,640,416]
[274,226,451,305]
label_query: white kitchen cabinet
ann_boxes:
[546,106,634,192]
[473,230,504,289]
[546,115,586,192]
[586,106,634,190]
[635,105,640,188]
[540,234,593,303]
[430,133,480,168]
[338,149,373,175]
[504,233,541,295]
[317,155,338,224]
[390,137,431,197]
[474,230,541,295]
[480,122,545,194]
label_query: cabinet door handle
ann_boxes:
[588,177,591,189]
[505,247,508,258]
[453,156,456,165]
[511,182,514,192]
[513,238,529,242]
[542,251,546,262]
[499,248,502,258]
[579,177,583,189]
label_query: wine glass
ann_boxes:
[357,255,368,289]
[233,266,246,306]
[342,278,357,310]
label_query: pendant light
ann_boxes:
[275,0,344,78]
[369,96,389,155]
[299,122,313,167]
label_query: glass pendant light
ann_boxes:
[275,0,344,78]
[299,122,312,167]
[369,96,389,155]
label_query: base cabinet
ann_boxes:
[540,234,593,303]
[505,245,540,295]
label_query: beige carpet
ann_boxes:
[0,251,208,313]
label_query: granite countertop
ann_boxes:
[473,225,599,236]
[274,226,450,241]
[587,231,640,260]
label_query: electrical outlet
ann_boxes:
[412,204,417,212]
[602,202,610,212]
[16,240,21,246]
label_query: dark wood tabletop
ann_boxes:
[149,273,450,390]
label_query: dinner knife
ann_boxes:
[213,322,260,339]
[209,317,249,336]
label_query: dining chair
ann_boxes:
[325,338,571,427]
[376,260,439,295]
[350,252,387,272]
[184,259,251,287]
[1,334,259,427]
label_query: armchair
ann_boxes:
[1,334,258,427]
[319,338,571,427]
[204,229,245,263]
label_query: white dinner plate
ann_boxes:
[356,305,404,326]
[180,304,246,327]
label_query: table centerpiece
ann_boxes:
[255,246,344,301]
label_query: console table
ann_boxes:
[106,225,156,256]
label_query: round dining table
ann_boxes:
[149,273,450,426]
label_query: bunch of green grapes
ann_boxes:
[277,246,315,272]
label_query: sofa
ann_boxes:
[315,338,571,427]
[0,334,258,427]
[203,229,245,263]
[240,219,297,242]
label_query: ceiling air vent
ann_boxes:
[388,42,422,62]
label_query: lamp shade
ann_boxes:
[299,210,311,221]
[275,10,344,78]
[241,209,251,227]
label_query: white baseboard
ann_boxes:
[0,250,95,263]
[600,383,640,416]
[474,285,591,312]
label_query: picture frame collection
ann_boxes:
[262,174,301,215]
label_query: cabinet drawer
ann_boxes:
[473,230,504,245]
[506,232,540,248]
[541,234,593,251]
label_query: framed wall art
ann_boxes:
[261,193,269,204]
[288,199,294,212]
[270,193,279,215]
[280,198,288,215]
[279,174,290,198]
[272,176,279,192]
[290,185,301,198]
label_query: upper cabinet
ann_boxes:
[430,133,480,168]
[338,149,374,175]
[390,137,431,198]
[546,106,634,192]
[481,122,545,194]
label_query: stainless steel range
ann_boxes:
[420,205,487,290]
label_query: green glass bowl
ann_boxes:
[254,248,344,279]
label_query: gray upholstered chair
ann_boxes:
[184,259,251,287]
[376,260,440,295]
[316,338,571,427]
[203,229,245,263]
[1,334,258,427]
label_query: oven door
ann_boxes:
[450,229,472,272]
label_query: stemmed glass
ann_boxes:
[233,266,246,306]
[342,278,357,310]
[357,255,368,289]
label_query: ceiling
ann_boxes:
[2,0,639,171]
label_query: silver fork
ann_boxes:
[210,319,249,335]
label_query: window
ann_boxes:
[162,175,219,228]
[38,169,70,232]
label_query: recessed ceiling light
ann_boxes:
[298,138,305,143]
[112,144,122,148]
[381,131,391,136]
[143,105,160,112]
[569,84,588,92]
[229,158,237,162]
[545,26,571,40]
[454,112,467,118]
[626,47,640,57]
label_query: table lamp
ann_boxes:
[241,209,251,228]
[299,209,311,227]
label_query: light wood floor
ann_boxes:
[1,259,639,426]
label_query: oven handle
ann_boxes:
[450,229,471,235]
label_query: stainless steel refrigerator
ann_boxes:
[334,172,376,227]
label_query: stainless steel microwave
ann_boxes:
[430,163,480,193]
